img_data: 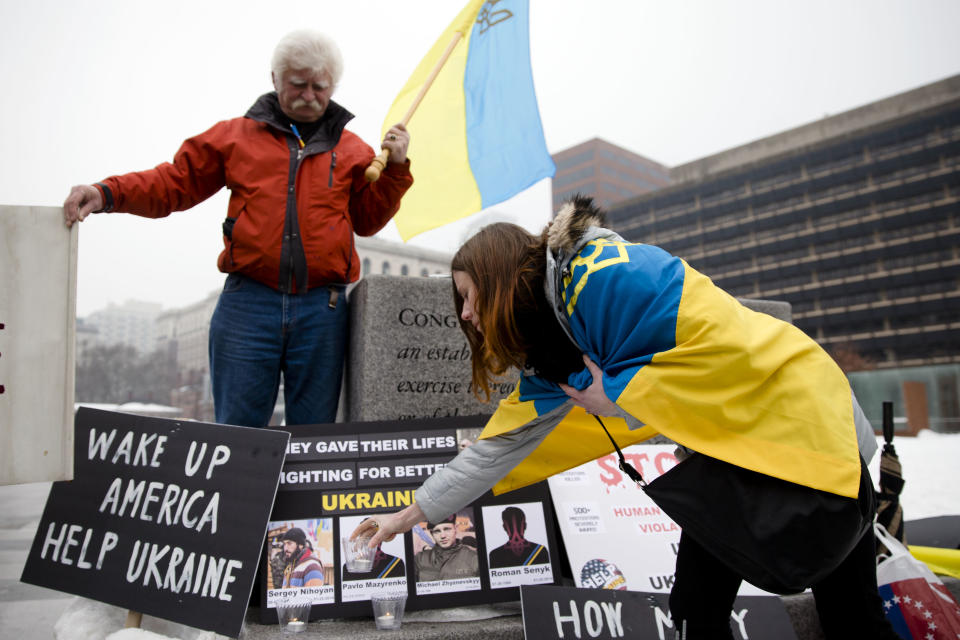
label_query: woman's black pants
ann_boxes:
[668,529,901,639]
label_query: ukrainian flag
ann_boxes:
[479,240,863,500]
[382,0,555,240]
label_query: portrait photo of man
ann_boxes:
[413,514,479,582]
[336,514,407,602]
[341,541,406,582]
[264,519,335,608]
[488,505,551,568]
[279,527,326,588]
[481,502,555,589]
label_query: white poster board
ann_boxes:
[548,444,683,592]
[0,205,76,484]
[548,443,769,596]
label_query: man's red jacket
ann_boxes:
[95,93,413,293]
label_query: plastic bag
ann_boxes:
[875,523,960,639]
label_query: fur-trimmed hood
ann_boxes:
[547,194,608,253]
[542,195,624,353]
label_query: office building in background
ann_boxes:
[551,137,671,212]
[606,75,960,430]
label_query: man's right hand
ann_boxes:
[63,184,103,227]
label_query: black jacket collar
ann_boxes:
[245,92,354,151]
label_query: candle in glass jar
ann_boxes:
[286,619,306,631]
[376,612,397,629]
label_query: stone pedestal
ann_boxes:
[234,576,960,639]
[740,297,792,323]
[345,275,509,424]
[344,275,793,426]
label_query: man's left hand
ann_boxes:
[382,123,410,164]
[559,355,620,417]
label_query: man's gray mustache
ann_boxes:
[291,98,322,111]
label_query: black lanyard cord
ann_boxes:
[592,414,646,487]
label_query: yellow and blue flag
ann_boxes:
[383,0,555,240]
[479,239,863,500]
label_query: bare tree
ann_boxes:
[76,344,178,404]
[829,342,876,373]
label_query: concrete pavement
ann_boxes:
[0,482,73,639]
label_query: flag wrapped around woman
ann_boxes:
[353,197,895,638]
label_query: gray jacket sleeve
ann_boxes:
[414,400,574,523]
[852,390,878,465]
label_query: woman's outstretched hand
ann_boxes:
[350,503,427,548]
[559,355,620,417]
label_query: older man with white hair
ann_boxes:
[63,30,413,428]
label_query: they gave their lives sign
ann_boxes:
[21,408,288,638]
[264,415,561,621]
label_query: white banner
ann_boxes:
[549,444,770,596]
[0,205,76,485]
[549,444,682,593]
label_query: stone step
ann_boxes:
[230,577,960,640]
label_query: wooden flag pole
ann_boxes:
[365,31,465,182]
[125,610,143,629]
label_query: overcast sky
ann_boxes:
[2,0,958,316]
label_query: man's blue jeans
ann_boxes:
[208,273,348,427]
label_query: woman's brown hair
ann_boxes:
[451,223,583,400]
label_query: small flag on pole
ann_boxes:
[383,0,555,241]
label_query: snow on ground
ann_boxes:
[53,599,226,640]
[866,430,960,520]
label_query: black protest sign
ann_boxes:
[262,415,562,622]
[21,408,288,638]
[280,430,458,464]
[520,585,798,640]
[356,430,459,458]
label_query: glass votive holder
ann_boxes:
[276,600,311,634]
[342,534,375,572]
[371,591,407,631]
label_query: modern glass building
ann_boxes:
[551,137,671,212]
[607,75,960,429]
